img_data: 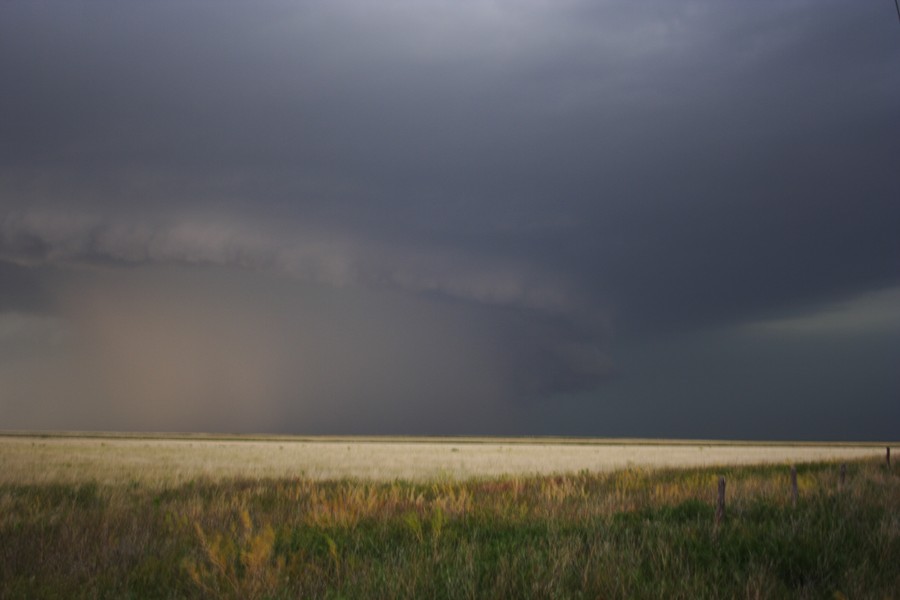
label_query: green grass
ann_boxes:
[1,460,897,598]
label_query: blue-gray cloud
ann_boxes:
[1,0,898,436]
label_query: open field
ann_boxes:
[1,435,897,598]
[0,433,888,486]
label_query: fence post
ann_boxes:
[715,477,726,528]
[887,447,891,469]
[839,463,846,489]
[790,466,798,507]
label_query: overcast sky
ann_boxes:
[1,0,898,439]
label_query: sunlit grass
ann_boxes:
[1,459,897,598]
[0,434,885,486]
[0,435,897,598]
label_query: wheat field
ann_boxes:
[0,433,886,486]
[2,433,897,597]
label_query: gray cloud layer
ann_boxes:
[1,0,898,436]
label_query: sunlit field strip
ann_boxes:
[0,434,886,487]
[3,430,892,445]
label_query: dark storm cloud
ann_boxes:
[1,0,898,434]
[0,260,51,313]
[0,209,611,402]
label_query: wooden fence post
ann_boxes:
[715,477,726,528]
[839,463,846,489]
[887,447,891,469]
[790,466,798,507]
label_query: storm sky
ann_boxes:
[1,0,898,439]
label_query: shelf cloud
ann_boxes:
[1,0,898,437]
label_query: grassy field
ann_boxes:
[0,433,886,485]
[0,435,897,598]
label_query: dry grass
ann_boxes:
[0,434,886,486]
[1,433,896,597]
[1,456,897,598]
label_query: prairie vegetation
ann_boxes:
[0,436,896,598]
[0,434,883,485]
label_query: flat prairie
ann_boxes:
[0,433,885,486]
[2,433,897,598]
